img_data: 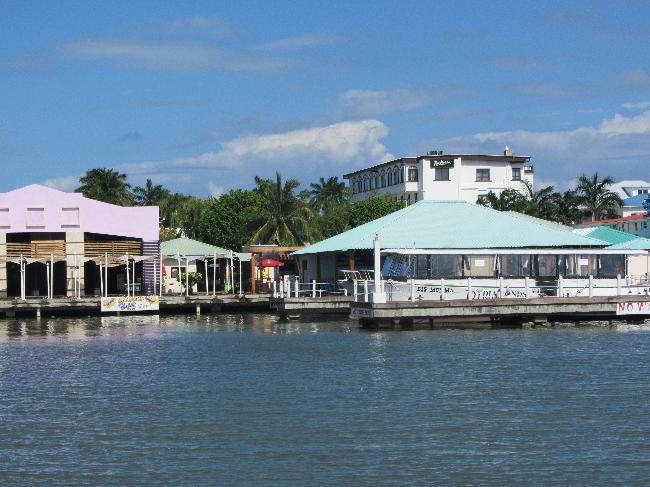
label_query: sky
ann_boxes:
[2,0,650,196]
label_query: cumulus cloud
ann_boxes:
[105,119,392,194]
[335,86,468,117]
[425,110,650,187]
[41,175,80,191]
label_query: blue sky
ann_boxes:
[2,0,650,195]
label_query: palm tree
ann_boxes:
[133,179,170,206]
[247,172,313,245]
[308,176,349,213]
[549,190,584,226]
[576,173,623,221]
[478,188,528,212]
[76,168,133,205]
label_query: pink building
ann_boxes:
[0,184,159,298]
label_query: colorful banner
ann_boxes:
[101,296,160,313]
[616,301,650,315]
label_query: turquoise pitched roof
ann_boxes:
[295,200,606,255]
[161,237,231,257]
[607,237,650,250]
[573,226,639,245]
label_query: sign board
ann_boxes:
[429,158,454,168]
[101,295,160,313]
[350,306,373,318]
[616,301,650,315]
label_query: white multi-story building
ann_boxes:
[610,180,650,199]
[344,148,533,204]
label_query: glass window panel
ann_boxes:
[463,255,496,277]
[501,255,530,277]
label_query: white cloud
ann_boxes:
[207,181,224,197]
[336,86,467,117]
[41,175,79,191]
[622,101,650,110]
[425,110,650,187]
[257,33,343,49]
[107,119,393,194]
[58,40,287,73]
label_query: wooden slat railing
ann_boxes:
[84,240,142,257]
[6,240,66,258]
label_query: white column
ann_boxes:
[558,275,564,297]
[467,277,472,300]
[272,280,277,298]
[353,280,358,301]
[525,276,530,298]
[50,253,54,299]
[498,277,504,298]
[159,254,163,297]
[177,252,182,295]
[617,274,622,296]
[185,258,189,297]
[410,278,415,301]
[225,256,230,292]
[238,257,242,296]
[104,253,109,297]
[20,255,25,300]
[99,261,104,298]
[132,259,136,295]
[204,258,209,296]
[153,258,157,296]
[212,252,217,297]
[440,278,445,300]
[588,275,594,297]
[294,278,299,298]
[125,252,130,297]
[363,280,369,302]
[46,262,51,301]
[312,279,316,298]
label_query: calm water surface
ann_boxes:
[1,314,650,485]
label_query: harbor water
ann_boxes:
[1,314,650,485]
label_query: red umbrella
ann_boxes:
[259,258,284,267]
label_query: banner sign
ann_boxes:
[351,306,373,318]
[429,158,454,168]
[101,295,160,313]
[616,301,650,315]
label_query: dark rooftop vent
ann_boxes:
[427,150,444,156]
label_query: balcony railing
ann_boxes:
[6,240,66,258]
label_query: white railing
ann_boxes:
[351,276,650,303]
[271,279,349,298]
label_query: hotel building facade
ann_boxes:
[344,148,533,204]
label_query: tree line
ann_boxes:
[75,168,403,249]
[74,168,625,249]
[477,173,624,224]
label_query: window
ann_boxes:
[375,176,380,188]
[408,167,418,182]
[476,168,490,182]
[0,208,9,228]
[26,208,45,228]
[387,172,392,186]
[395,170,400,184]
[381,174,386,188]
[434,167,450,181]
[61,207,80,227]
[512,167,521,181]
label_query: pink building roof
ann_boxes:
[0,184,159,241]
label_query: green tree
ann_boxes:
[246,172,314,245]
[547,190,584,226]
[133,179,170,206]
[576,173,623,221]
[159,192,193,228]
[349,196,404,227]
[76,168,133,205]
[176,197,206,239]
[196,190,264,250]
[308,176,349,213]
[477,188,529,212]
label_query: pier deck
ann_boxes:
[351,295,650,329]
[0,294,270,318]
[270,296,353,319]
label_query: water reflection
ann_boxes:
[0,313,359,342]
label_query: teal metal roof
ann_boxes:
[607,237,650,250]
[506,212,575,231]
[161,237,231,257]
[294,200,606,255]
[573,226,639,245]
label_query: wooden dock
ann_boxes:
[0,294,270,318]
[270,296,353,319]
[351,295,650,329]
